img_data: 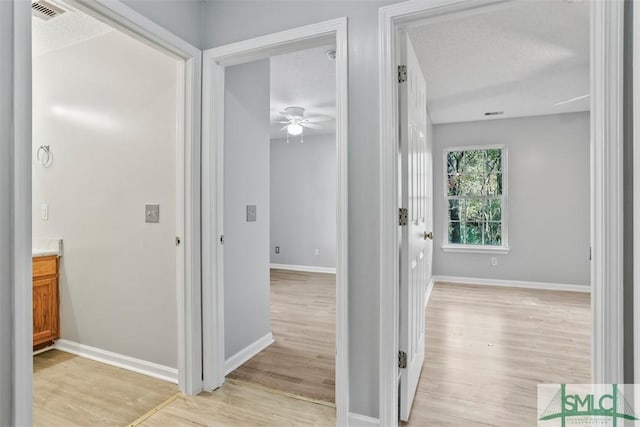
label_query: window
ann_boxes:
[444,146,508,252]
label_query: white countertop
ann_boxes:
[32,238,63,258]
[32,249,60,257]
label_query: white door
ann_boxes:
[398,32,433,422]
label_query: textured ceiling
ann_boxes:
[408,0,590,124]
[270,45,336,139]
[32,1,113,57]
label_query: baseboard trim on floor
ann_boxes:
[426,276,435,307]
[54,339,178,384]
[433,275,591,293]
[224,332,274,375]
[348,412,380,427]
[33,345,55,356]
[270,263,336,274]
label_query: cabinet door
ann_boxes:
[33,277,57,345]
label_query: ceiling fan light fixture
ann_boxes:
[287,123,303,136]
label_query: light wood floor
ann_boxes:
[33,350,178,426]
[33,281,590,426]
[404,283,591,426]
[227,269,336,404]
[139,380,335,427]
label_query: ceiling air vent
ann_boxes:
[484,111,504,117]
[32,0,67,21]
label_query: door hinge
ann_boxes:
[175,236,181,246]
[399,208,408,226]
[219,235,224,244]
[398,65,407,83]
[399,351,407,369]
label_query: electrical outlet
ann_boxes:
[41,204,48,221]
[491,257,498,267]
[275,246,280,254]
[314,248,320,256]
[246,205,257,222]
[145,204,160,223]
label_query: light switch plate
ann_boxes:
[246,205,257,222]
[145,204,160,223]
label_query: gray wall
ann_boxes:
[0,1,14,423]
[121,0,203,48]
[1,1,32,425]
[270,134,336,269]
[224,60,272,359]
[433,112,591,286]
[32,32,179,368]
[203,1,401,416]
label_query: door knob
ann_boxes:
[424,231,433,240]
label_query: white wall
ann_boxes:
[223,60,272,359]
[32,31,179,367]
[202,1,401,416]
[270,134,336,269]
[433,112,591,286]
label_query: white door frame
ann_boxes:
[13,2,203,424]
[634,0,640,386]
[12,1,33,424]
[201,17,349,425]
[378,1,625,425]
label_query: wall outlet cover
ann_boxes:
[246,205,257,222]
[145,204,160,223]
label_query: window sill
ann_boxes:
[441,245,510,254]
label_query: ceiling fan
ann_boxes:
[277,106,326,143]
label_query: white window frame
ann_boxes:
[441,144,509,254]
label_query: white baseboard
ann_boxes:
[433,275,591,293]
[224,332,274,375]
[426,276,435,307]
[54,339,178,384]
[270,263,336,274]
[348,412,380,427]
[33,345,55,356]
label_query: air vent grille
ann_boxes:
[32,0,66,21]
[484,111,504,117]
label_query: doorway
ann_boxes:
[201,18,349,425]
[30,2,182,424]
[221,45,338,404]
[14,1,202,425]
[379,0,625,425]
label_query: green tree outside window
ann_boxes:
[446,148,504,246]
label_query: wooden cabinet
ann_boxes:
[33,256,59,349]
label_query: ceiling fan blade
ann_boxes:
[277,121,290,124]
[302,123,323,130]
[553,94,589,107]
[304,116,333,123]
[279,125,290,131]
